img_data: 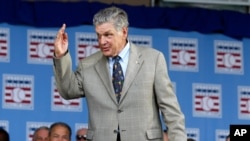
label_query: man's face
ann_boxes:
[95,22,128,57]
[49,125,70,141]
[34,129,49,141]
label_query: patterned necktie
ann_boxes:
[112,56,124,103]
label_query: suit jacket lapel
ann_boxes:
[95,55,118,103]
[94,44,143,105]
[120,43,143,103]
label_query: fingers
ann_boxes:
[54,24,68,58]
[63,32,68,40]
[60,23,66,34]
[56,23,66,39]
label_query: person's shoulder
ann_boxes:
[132,43,161,54]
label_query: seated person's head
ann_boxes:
[49,122,71,141]
[32,126,49,141]
[0,128,9,141]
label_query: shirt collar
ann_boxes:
[109,41,130,61]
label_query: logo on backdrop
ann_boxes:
[3,74,34,110]
[51,77,82,112]
[216,129,229,141]
[193,83,222,118]
[169,37,198,72]
[26,122,51,141]
[75,32,99,65]
[238,86,250,119]
[75,123,88,132]
[28,30,57,64]
[186,128,199,141]
[0,28,10,62]
[0,120,9,131]
[128,35,152,47]
[214,40,243,74]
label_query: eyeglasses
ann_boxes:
[76,134,87,140]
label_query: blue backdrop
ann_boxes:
[1,1,250,141]
[0,22,250,141]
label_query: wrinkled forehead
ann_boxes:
[95,22,118,33]
[36,129,49,135]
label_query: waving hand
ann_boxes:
[54,24,68,58]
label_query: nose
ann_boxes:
[99,36,107,45]
[41,138,48,141]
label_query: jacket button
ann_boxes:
[114,130,119,133]
[118,109,123,113]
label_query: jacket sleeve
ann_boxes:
[53,51,85,99]
[154,52,187,141]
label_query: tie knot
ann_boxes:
[113,56,121,62]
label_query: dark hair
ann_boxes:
[0,128,10,141]
[49,122,72,138]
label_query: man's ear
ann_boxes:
[122,27,128,39]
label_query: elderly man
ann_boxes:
[32,126,49,141]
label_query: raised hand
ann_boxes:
[54,23,69,58]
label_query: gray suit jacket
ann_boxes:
[53,43,187,141]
